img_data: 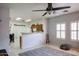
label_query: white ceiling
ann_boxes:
[2,3,79,20]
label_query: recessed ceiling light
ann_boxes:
[16,17,22,21]
[25,19,31,22]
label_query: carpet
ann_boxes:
[19,47,75,56]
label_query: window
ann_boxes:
[56,23,65,39]
[71,22,79,40]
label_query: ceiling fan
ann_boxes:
[32,3,71,16]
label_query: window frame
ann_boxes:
[71,22,79,40]
[56,23,65,39]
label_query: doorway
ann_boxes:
[9,20,30,54]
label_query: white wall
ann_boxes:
[47,12,79,48]
[0,6,10,52]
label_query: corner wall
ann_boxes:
[0,6,10,52]
[47,12,79,48]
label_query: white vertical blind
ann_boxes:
[61,31,65,38]
[57,24,60,30]
[61,24,65,30]
[56,23,65,39]
[71,23,77,30]
[71,22,79,40]
[57,31,60,38]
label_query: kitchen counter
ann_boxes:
[21,32,45,49]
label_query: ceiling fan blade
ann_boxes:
[42,12,47,16]
[32,10,46,12]
[52,6,71,10]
